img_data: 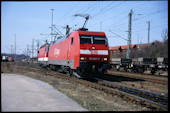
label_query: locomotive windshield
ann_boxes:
[93,36,106,44]
[80,36,92,44]
[80,35,106,45]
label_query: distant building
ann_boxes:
[109,44,136,58]
[110,44,136,55]
[109,41,166,58]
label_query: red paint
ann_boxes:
[39,30,109,69]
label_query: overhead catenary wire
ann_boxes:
[53,2,80,25]
[102,2,166,33]
[88,2,126,29]
[68,2,101,30]
[54,1,99,28]
[133,23,168,33]
[79,1,100,14]
[55,2,93,31]
[132,8,168,22]
[90,1,125,28]
[104,7,167,35]
[71,1,113,29]
[62,1,146,33]
[104,1,148,24]
[89,1,149,30]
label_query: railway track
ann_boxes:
[107,70,168,86]
[111,69,168,78]
[11,64,168,111]
[95,78,168,109]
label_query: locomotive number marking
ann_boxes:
[89,57,100,60]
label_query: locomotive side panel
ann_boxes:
[69,31,80,69]
[48,41,68,60]
[48,37,75,69]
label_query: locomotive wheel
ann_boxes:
[139,67,144,73]
[116,65,120,71]
[66,68,73,76]
[151,70,155,75]
[76,67,83,76]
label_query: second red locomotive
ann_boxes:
[38,29,110,78]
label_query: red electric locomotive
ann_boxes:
[38,29,110,78]
[38,42,50,67]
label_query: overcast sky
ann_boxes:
[1,1,168,56]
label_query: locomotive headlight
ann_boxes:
[80,57,86,60]
[102,57,107,61]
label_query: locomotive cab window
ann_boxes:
[93,36,106,45]
[80,36,92,44]
[71,37,74,45]
[79,35,106,45]
[46,45,50,53]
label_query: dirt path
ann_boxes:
[1,73,87,111]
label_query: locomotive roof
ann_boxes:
[50,34,70,45]
[50,30,106,46]
[77,30,106,36]
[40,43,50,49]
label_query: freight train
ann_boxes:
[38,29,110,78]
[110,57,168,74]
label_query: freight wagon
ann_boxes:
[110,57,168,74]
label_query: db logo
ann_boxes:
[54,48,60,56]
[91,50,98,54]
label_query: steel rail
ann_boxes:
[111,69,168,78]
[107,70,168,85]
[95,78,168,106]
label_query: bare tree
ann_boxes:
[161,28,168,57]
[162,28,168,42]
